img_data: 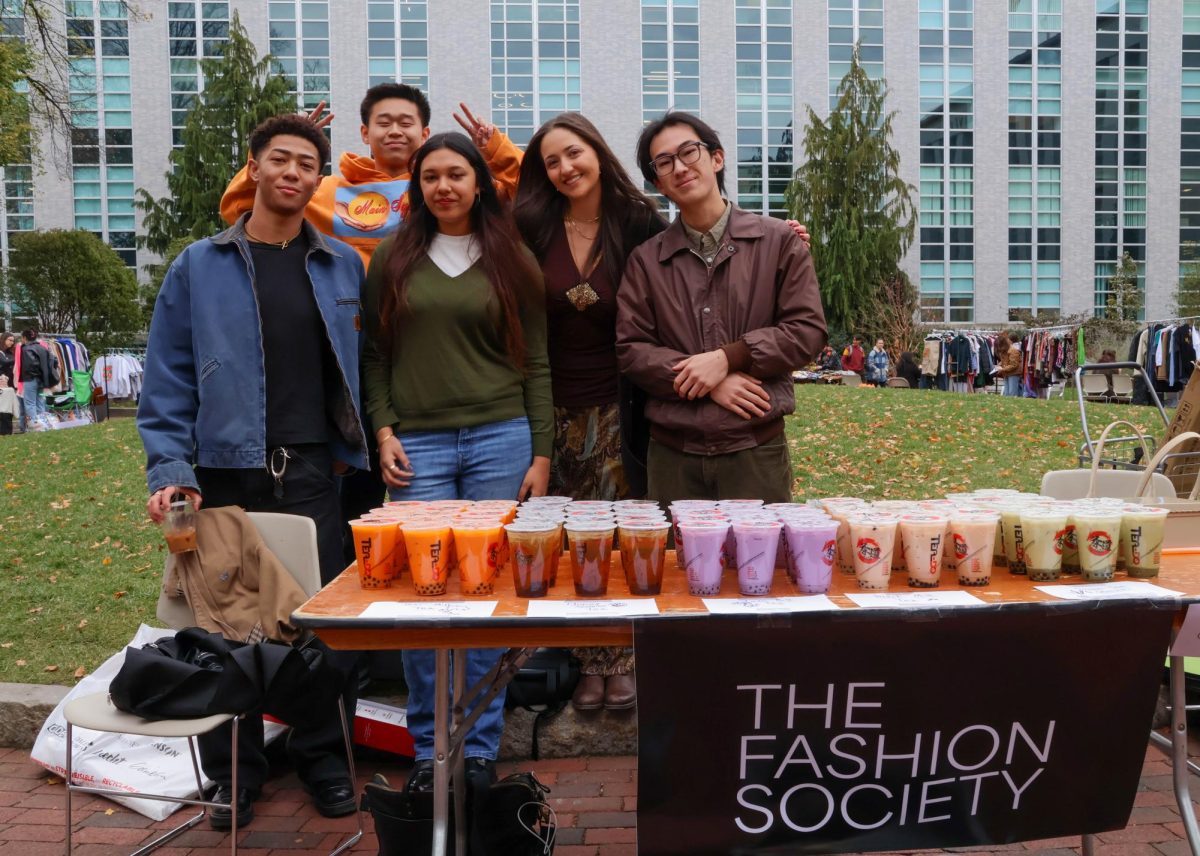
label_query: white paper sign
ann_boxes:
[702,596,841,614]
[358,600,499,619]
[1036,581,1183,602]
[844,590,986,609]
[524,599,660,618]
[1171,604,1200,656]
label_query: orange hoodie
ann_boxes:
[219,132,524,269]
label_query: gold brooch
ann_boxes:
[566,281,599,311]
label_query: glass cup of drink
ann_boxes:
[162,497,198,554]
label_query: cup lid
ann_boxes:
[504,520,561,533]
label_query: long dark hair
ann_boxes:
[380,132,538,368]
[514,113,666,286]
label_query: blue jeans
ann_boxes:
[391,417,532,760]
[21,379,44,428]
[1004,375,1022,396]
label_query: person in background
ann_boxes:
[994,331,1023,396]
[14,329,54,432]
[363,132,552,791]
[895,351,921,389]
[138,114,367,829]
[866,338,889,385]
[0,332,16,434]
[816,344,841,371]
[841,335,865,378]
[1097,348,1119,395]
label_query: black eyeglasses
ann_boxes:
[649,140,709,177]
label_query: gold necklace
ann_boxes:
[245,223,302,249]
[565,215,599,241]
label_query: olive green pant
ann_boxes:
[645,437,792,507]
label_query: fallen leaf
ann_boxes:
[77,619,87,630]
[101,557,112,566]
[43,665,58,672]
[104,808,114,815]
[74,666,86,679]
[113,590,127,598]
[27,606,42,614]
[0,642,11,648]
[15,659,26,666]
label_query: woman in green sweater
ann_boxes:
[362,132,552,789]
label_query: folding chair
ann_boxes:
[1080,373,1111,402]
[64,512,362,856]
[1110,373,1134,403]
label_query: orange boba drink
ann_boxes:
[619,521,669,596]
[403,518,453,595]
[452,520,505,595]
[351,518,399,589]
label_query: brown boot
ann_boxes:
[604,673,636,710]
[572,674,604,710]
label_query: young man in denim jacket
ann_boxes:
[137,115,368,830]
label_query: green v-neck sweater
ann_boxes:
[363,247,553,458]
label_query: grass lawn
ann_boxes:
[0,387,1169,686]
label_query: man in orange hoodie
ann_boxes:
[219,83,522,269]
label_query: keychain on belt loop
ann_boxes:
[268,447,291,499]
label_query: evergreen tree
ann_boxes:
[1104,250,1142,322]
[785,49,915,334]
[0,38,32,168]
[1174,243,1200,319]
[136,13,296,256]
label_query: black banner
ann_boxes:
[635,602,1174,855]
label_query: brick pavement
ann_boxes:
[0,744,1196,855]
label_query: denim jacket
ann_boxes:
[138,215,369,495]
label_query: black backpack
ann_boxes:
[504,648,579,760]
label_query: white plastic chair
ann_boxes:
[1111,373,1134,403]
[1080,373,1111,402]
[64,512,361,856]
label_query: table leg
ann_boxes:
[452,648,468,856]
[431,648,451,856]
[1169,655,1200,854]
[1081,833,1095,856]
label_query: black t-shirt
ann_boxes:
[248,233,337,446]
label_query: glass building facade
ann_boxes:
[66,0,136,267]
[489,0,581,148]
[366,1,429,91]
[1,1,1196,323]
[1182,1,1200,276]
[827,0,883,112]
[268,0,331,114]
[1093,0,1148,315]
[0,0,32,280]
[167,2,230,148]
[733,0,792,218]
[1007,0,1062,319]
[917,0,974,323]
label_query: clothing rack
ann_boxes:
[95,347,147,416]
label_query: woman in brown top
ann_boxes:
[515,113,667,711]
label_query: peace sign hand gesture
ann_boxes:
[453,102,496,149]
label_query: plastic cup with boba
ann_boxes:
[505,521,560,598]
[679,520,729,596]
[618,520,670,596]
[162,497,198,554]
[565,520,616,597]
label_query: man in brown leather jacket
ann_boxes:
[615,112,826,505]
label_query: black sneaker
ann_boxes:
[209,785,255,830]
[465,757,497,786]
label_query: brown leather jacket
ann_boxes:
[615,205,826,455]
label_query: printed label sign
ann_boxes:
[634,603,1172,854]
